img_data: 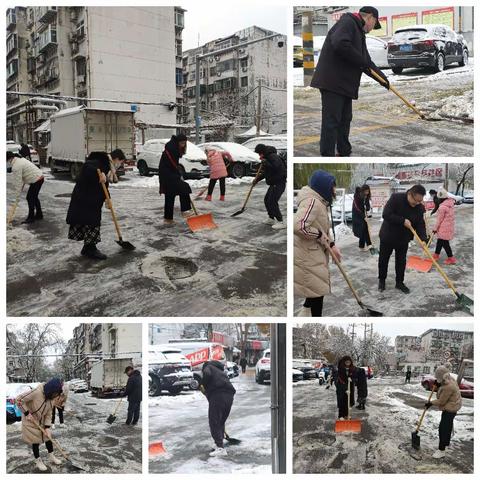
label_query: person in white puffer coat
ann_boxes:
[7,151,45,223]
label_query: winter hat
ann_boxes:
[44,378,63,399]
[437,187,449,199]
[309,170,336,205]
[434,365,450,383]
[254,144,267,155]
[110,148,126,160]
[176,133,188,142]
[88,151,110,174]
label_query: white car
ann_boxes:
[332,193,353,223]
[68,379,88,393]
[136,139,208,179]
[197,141,260,178]
[255,348,271,384]
[241,135,287,161]
[6,140,20,154]
[366,35,389,68]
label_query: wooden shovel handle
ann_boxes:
[112,396,123,416]
[241,164,263,210]
[408,226,458,296]
[369,68,426,119]
[7,184,25,225]
[97,169,122,241]
[416,385,436,432]
[32,417,71,462]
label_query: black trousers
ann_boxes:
[32,440,53,458]
[51,406,64,424]
[439,411,456,450]
[358,224,372,248]
[164,193,191,220]
[264,181,286,221]
[304,297,324,317]
[378,241,409,284]
[26,177,44,219]
[208,392,234,448]
[207,178,226,196]
[320,90,353,157]
[126,400,141,425]
[435,239,453,257]
[336,386,355,418]
[241,365,246,373]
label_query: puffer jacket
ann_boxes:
[11,156,43,192]
[201,361,236,399]
[434,198,455,241]
[16,384,54,445]
[294,186,332,298]
[207,150,227,180]
[432,376,462,413]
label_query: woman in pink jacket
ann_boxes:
[205,149,228,201]
[432,188,456,264]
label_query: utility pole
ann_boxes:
[349,323,356,343]
[256,79,262,136]
[444,162,449,190]
[195,54,201,144]
[301,9,315,86]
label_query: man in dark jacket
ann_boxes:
[201,360,236,456]
[20,143,32,161]
[355,367,368,410]
[311,7,390,157]
[378,184,428,293]
[124,366,142,426]
[239,357,248,374]
[158,133,193,225]
[253,144,287,230]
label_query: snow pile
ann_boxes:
[423,90,473,120]
[7,227,37,253]
[334,223,352,239]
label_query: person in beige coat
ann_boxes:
[16,378,64,471]
[425,365,462,459]
[52,383,69,428]
[294,169,342,316]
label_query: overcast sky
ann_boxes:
[181,4,287,50]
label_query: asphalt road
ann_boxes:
[149,368,272,473]
[6,390,142,474]
[294,65,474,157]
[295,204,474,317]
[7,169,287,317]
[293,376,473,474]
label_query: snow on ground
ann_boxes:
[6,390,142,474]
[293,376,473,474]
[422,90,473,120]
[149,369,272,473]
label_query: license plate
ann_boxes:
[400,44,413,52]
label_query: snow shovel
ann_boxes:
[7,184,24,226]
[326,241,383,316]
[231,164,263,217]
[149,441,167,456]
[408,226,473,313]
[224,430,241,445]
[34,419,86,471]
[412,385,436,450]
[186,198,217,232]
[369,69,440,121]
[406,233,435,273]
[335,378,361,433]
[106,396,123,424]
[97,169,135,250]
[364,215,378,255]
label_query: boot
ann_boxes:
[205,195,212,201]
[444,257,457,265]
[22,216,35,224]
[219,195,225,201]
[378,279,385,292]
[35,457,48,471]
[395,282,410,294]
[48,452,62,465]
[163,218,175,225]
[432,253,440,260]
[82,244,107,260]
[35,210,44,220]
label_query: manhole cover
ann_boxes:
[141,254,198,282]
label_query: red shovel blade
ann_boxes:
[407,255,433,273]
[149,441,166,456]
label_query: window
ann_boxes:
[6,59,18,78]
[6,33,17,54]
[241,76,248,87]
[211,101,216,111]
[240,57,248,69]
[175,39,182,57]
[76,20,85,39]
[174,9,184,28]
[210,66,216,76]
[176,68,183,86]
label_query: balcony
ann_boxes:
[38,26,57,53]
[6,9,16,29]
[36,6,57,24]
[6,33,18,56]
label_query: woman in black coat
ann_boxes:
[334,355,356,419]
[158,134,193,225]
[66,151,111,260]
[352,184,372,251]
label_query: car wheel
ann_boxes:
[459,49,468,67]
[392,67,403,75]
[229,162,246,178]
[137,160,151,177]
[149,374,162,397]
[258,371,265,385]
[189,378,200,390]
[70,162,82,181]
[168,386,183,395]
[434,53,445,73]
[319,378,325,385]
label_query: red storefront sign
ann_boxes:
[211,332,225,344]
[185,347,210,367]
[252,340,263,350]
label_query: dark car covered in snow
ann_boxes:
[388,24,468,74]
[149,346,195,396]
[292,359,317,380]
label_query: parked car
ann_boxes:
[6,383,38,424]
[462,190,474,204]
[149,346,195,396]
[331,193,353,223]
[292,368,304,382]
[241,135,287,162]
[197,142,260,178]
[255,349,271,384]
[6,140,21,155]
[136,139,208,178]
[421,373,474,399]
[293,360,317,380]
[70,379,88,393]
[226,361,239,379]
[366,35,389,68]
[388,24,469,74]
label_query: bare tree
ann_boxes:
[449,163,474,195]
[235,323,251,358]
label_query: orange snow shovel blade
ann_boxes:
[406,255,433,272]
[186,212,217,232]
[149,442,166,456]
[335,419,362,433]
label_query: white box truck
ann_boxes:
[48,105,135,180]
[89,357,141,398]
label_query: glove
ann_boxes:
[331,245,342,262]
[425,402,433,409]
[377,69,390,89]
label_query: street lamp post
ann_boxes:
[194,33,284,143]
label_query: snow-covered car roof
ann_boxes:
[395,24,451,33]
[6,383,39,397]
[198,142,260,163]
[292,368,304,374]
[145,139,207,161]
